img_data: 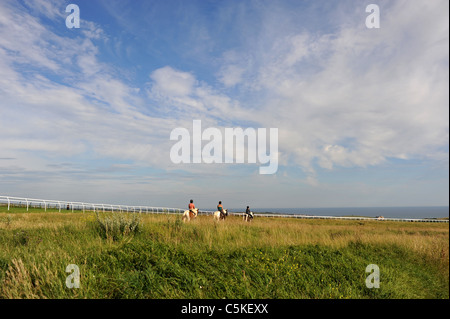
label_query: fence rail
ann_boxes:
[249,213,448,223]
[0,195,448,223]
[0,195,193,215]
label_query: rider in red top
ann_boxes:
[189,200,195,210]
[189,200,195,217]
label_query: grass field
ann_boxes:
[0,206,448,299]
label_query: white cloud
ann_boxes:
[218,64,245,87]
[235,0,450,176]
[149,66,196,97]
[147,66,252,124]
[0,0,448,207]
[22,0,66,21]
[0,1,173,172]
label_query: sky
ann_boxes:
[0,0,448,210]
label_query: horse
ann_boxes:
[213,209,228,222]
[182,208,199,222]
[243,211,254,222]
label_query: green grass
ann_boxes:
[0,206,448,299]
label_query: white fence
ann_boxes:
[0,195,448,223]
[250,213,448,223]
[0,195,191,215]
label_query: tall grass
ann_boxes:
[0,207,448,299]
[94,211,142,241]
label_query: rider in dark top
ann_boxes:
[245,206,253,219]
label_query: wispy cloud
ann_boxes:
[0,0,448,207]
[219,0,449,179]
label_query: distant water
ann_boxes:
[222,206,449,219]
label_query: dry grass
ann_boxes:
[138,213,448,278]
[143,213,448,248]
[0,209,448,298]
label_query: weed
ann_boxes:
[94,211,141,241]
[1,215,13,228]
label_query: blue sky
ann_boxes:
[0,0,448,210]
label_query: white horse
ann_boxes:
[213,209,228,222]
[182,208,199,222]
[243,211,254,222]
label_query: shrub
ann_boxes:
[94,211,141,241]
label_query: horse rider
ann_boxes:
[189,199,196,218]
[245,206,253,220]
[217,201,225,218]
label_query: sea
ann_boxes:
[218,206,449,219]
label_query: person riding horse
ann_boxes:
[217,201,226,219]
[189,199,196,219]
[244,205,254,221]
[245,206,253,219]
